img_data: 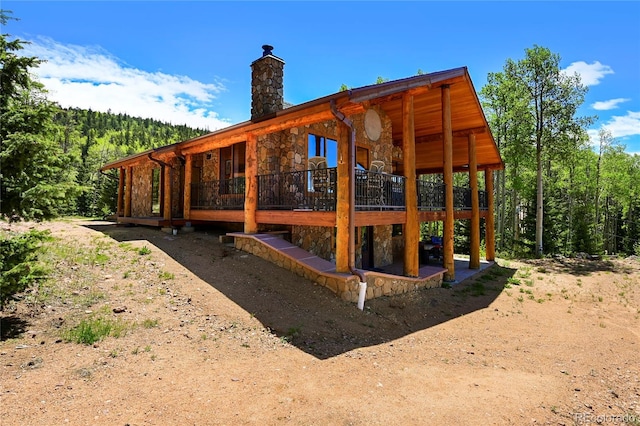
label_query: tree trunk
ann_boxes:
[535,139,544,257]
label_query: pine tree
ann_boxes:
[0,11,80,221]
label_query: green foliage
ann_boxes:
[63,316,128,345]
[0,12,82,221]
[0,228,51,308]
[477,45,640,258]
[137,246,151,255]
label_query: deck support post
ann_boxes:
[124,166,132,217]
[117,167,124,217]
[244,133,258,234]
[183,154,192,220]
[163,163,171,221]
[335,123,350,273]
[469,133,480,269]
[485,169,496,261]
[442,84,455,282]
[402,94,419,278]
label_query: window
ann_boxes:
[308,134,337,167]
[356,146,369,170]
[219,142,246,194]
[151,167,161,215]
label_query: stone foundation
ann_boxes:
[233,235,444,304]
[234,236,361,302]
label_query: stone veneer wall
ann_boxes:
[255,107,397,266]
[234,237,361,302]
[291,225,335,262]
[349,105,394,171]
[169,157,183,217]
[251,54,284,121]
[193,151,219,182]
[233,235,443,303]
[131,162,155,217]
[365,272,442,299]
[373,225,393,267]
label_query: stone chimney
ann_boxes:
[251,45,285,121]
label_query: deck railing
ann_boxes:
[257,168,337,211]
[190,177,245,210]
[418,181,489,211]
[355,169,405,210]
[417,181,446,210]
[189,172,488,212]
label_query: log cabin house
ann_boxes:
[101,45,503,304]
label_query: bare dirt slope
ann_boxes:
[1,219,639,425]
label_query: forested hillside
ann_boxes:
[51,108,208,216]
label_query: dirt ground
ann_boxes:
[1,219,639,426]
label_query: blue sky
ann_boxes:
[3,1,640,154]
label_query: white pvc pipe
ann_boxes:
[357,281,367,311]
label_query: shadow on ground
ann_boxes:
[0,316,29,341]
[519,256,636,276]
[86,222,516,359]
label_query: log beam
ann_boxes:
[124,167,132,217]
[163,164,171,221]
[183,154,192,220]
[244,133,258,234]
[117,167,124,216]
[335,124,350,273]
[180,100,361,156]
[402,94,419,278]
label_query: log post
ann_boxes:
[163,163,171,221]
[485,169,496,261]
[117,167,124,217]
[183,154,192,220]
[244,133,258,234]
[124,167,132,217]
[402,94,419,277]
[469,133,480,269]
[335,123,350,273]
[442,85,455,282]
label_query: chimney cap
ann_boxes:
[262,45,274,57]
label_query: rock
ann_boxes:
[112,306,126,313]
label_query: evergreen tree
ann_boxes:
[0,11,80,221]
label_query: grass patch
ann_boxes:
[141,318,159,329]
[158,271,174,280]
[463,282,486,296]
[506,277,521,286]
[63,316,129,345]
[137,246,151,256]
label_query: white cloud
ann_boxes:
[588,111,640,145]
[562,61,614,86]
[23,37,230,131]
[591,98,630,111]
